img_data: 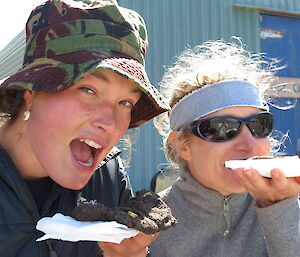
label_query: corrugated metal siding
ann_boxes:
[118,0,300,191]
[1,0,300,191]
[0,30,25,79]
[118,0,262,191]
[260,13,300,155]
[234,0,300,14]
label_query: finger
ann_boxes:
[235,168,267,191]
[99,241,123,255]
[270,169,289,191]
[292,176,300,185]
[127,232,159,245]
[286,177,300,194]
[99,238,140,254]
[107,232,158,252]
[99,242,139,256]
[272,169,300,190]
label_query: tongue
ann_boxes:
[70,139,92,163]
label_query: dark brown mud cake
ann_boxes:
[72,190,178,234]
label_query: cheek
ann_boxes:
[116,111,131,134]
[28,98,80,147]
[32,95,85,126]
[32,109,70,134]
[120,114,131,129]
[260,138,271,155]
[185,141,210,168]
[27,110,68,156]
[114,119,130,143]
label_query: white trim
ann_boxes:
[268,77,300,98]
[233,3,300,17]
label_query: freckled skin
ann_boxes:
[1,70,141,190]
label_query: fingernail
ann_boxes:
[271,169,279,178]
[244,169,252,177]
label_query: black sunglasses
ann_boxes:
[189,112,273,142]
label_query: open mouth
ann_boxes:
[70,138,103,168]
[224,157,249,168]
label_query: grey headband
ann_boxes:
[169,80,268,131]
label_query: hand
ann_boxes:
[234,168,300,207]
[98,232,159,257]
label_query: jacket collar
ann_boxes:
[169,168,250,214]
[100,146,121,167]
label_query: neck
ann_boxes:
[0,116,45,179]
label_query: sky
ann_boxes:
[0,1,40,51]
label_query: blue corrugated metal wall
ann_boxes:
[260,14,300,155]
[118,0,300,191]
[1,0,300,191]
[234,0,300,14]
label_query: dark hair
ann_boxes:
[0,90,25,121]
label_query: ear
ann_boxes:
[169,131,192,161]
[23,90,33,107]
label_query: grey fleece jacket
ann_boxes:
[149,169,300,257]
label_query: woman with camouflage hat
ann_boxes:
[0,0,168,256]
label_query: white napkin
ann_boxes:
[36,213,139,243]
[225,155,300,178]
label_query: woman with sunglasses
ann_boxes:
[149,40,300,257]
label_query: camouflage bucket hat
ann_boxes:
[0,0,169,128]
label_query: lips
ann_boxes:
[70,138,103,168]
[224,156,254,168]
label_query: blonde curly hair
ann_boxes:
[155,38,279,169]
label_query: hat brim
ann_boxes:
[0,51,169,128]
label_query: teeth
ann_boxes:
[78,155,94,167]
[80,139,102,149]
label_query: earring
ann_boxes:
[23,110,31,121]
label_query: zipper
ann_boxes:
[47,239,58,257]
[223,196,230,237]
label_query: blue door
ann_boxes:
[260,14,300,155]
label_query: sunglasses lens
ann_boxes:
[248,113,273,137]
[192,112,273,142]
[196,117,241,142]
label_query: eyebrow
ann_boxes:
[93,70,142,94]
[93,71,109,82]
[130,86,142,94]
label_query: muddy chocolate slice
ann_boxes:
[72,190,177,235]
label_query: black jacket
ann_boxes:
[0,147,133,257]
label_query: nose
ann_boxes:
[234,125,257,150]
[92,103,117,134]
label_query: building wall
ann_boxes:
[233,0,300,14]
[0,30,25,80]
[118,0,300,191]
[1,0,300,191]
[116,0,261,191]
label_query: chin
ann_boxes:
[230,185,248,194]
[68,184,87,190]
[58,178,90,190]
